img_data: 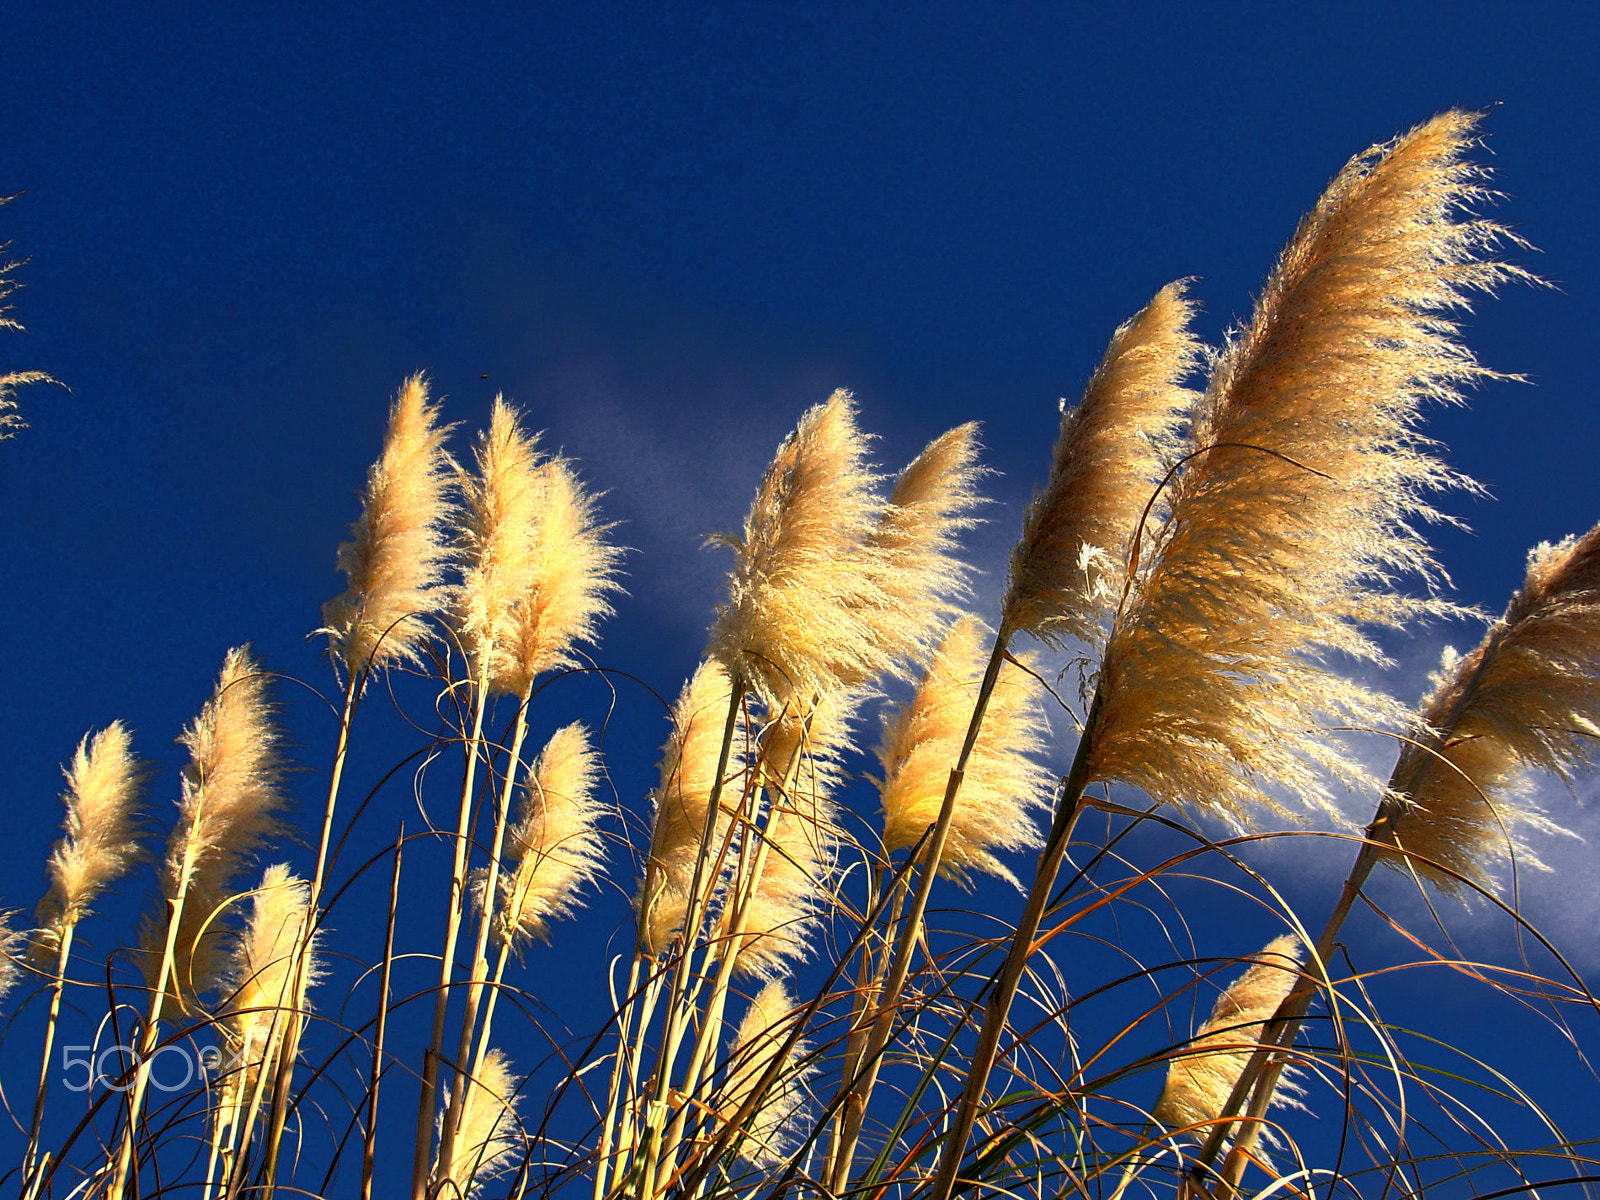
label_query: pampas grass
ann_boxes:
[323,373,455,677]
[710,389,890,702]
[1382,526,1600,890]
[877,616,1052,884]
[1087,111,1521,830]
[639,659,749,955]
[433,1048,524,1195]
[1153,937,1305,1141]
[495,722,606,949]
[1003,281,1201,651]
[33,722,147,959]
[719,982,812,1166]
[144,647,289,1007]
[456,398,622,696]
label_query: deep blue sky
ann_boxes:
[1,3,1597,1192]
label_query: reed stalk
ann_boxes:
[362,826,405,1200]
[22,924,74,1197]
[412,664,493,1200]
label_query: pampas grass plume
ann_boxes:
[1384,525,1600,890]
[1003,281,1201,650]
[719,980,811,1166]
[710,389,890,700]
[322,373,454,676]
[435,1047,523,1194]
[34,721,148,959]
[1153,936,1304,1139]
[733,697,854,977]
[877,616,1052,885]
[639,660,747,954]
[864,422,985,671]
[1088,111,1519,827]
[145,647,290,1006]
[218,865,317,1100]
[496,722,606,949]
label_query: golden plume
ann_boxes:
[0,206,54,441]
[495,722,606,949]
[216,865,317,1121]
[718,980,812,1166]
[144,648,290,1007]
[34,722,148,959]
[322,373,454,676]
[1088,111,1521,827]
[455,398,622,695]
[710,389,890,700]
[732,695,855,977]
[639,660,748,955]
[1003,281,1201,650]
[433,1047,523,1194]
[1380,526,1600,891]
[0,911,21,1010]
[878,616,1053,885]
[1153,936,1304,1139]
[862,422,985,673]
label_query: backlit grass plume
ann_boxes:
[144,647,290,1006]
[733,697,854,977]
[1381,525,1600,891]
[1002,281,1201,650]
[433,1047,523,1194]
[639,660,749,954]
[495,722,605,949]
[322,373,454,677]
[217,865,317,1117]
[864,422,985,672]
[710,389,890,700]
[878,616,1052,884]
[0,911,21,1010]
[719,981,812,1166]
[1088,111,1519,827]
[33,722,148,959]
[456,398,622,695]
[1153,936,1304,1140]
[0,212,53,441]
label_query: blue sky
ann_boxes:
[1,3,1597,1193]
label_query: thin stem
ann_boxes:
[257,671,361,1199]
[412,665,493,1200]
[362,825,405,1200]
[437,682,536,1180]
[592,953,646,1200]
[23,923,76,1197]
[928,685,1104,1200]
[828,632,1012,1192]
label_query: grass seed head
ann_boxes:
[322,373,455,677]
[877,616,1053,886]
[1089,110,1520,828]
[1003,280,1202,651]
[33,721,148,961]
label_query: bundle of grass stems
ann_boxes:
[7,109,1600,1200]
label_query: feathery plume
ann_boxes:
[434,1048,523,1194]
[878,616,1053,885]
[0,910,22,1011]
[1003,281,1202,650]
[1382,527,1600,891]
[144,648,290,1007]
[639,661,749,955]
[1153,936,1305,1140]
[732,696,855,977]
[217,866,317,1116]
[34,722,148,960]
[718,981,812,1166]
[455,399,622,695]
[710,389,890,700]
[495,722,606,949]
[1088,111,1521,827]
[0,209,54,441]
[322,373,454,676]
[863,423,986,672]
